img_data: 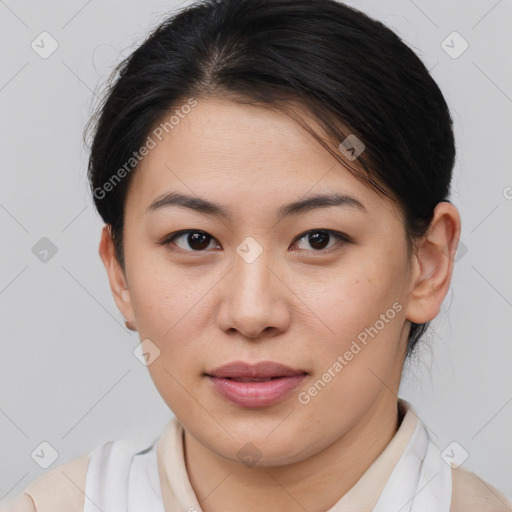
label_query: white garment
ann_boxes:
[82,405,452,512]
[83,440,165,512]
[372,416,452,512]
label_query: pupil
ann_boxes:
[185,231,331,251]
[189,232,210,250]
[309,231,329,250]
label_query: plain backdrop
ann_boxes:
[0,0,511,502]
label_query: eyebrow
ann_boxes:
[145,191,366,219]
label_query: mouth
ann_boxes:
[216,376,293,381]
[205,360,308,379]
[204,361,308,408]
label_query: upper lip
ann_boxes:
[205,361,308,379]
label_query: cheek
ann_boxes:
[126,249,208,340]
[297,258,407,385]
[301,268,399,340]
[131,269,212,413]
[295,278,405,434]
[127,261,230,395]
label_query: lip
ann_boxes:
[206,361,307,379]
[204,361,308,408]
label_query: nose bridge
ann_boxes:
[232,235,276,306]
[217,235,290,337]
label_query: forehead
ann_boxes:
[125,97,399,221]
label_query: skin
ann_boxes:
[99,96,461,512]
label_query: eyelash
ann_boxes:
[161,229,350,254]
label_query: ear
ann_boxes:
[405,202,461,324]
[98,224,136,329]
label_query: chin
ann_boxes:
[206,427,316,468]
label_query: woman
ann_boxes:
[3,0,510,510]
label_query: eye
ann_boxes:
[163,230,220,252]
[161,229,349,253]
[291,229,349,253]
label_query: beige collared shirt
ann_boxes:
[2,399,510,511]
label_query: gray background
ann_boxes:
[1,0,511,502]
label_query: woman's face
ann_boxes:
[109,97,422,465]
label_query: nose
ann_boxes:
[216,248,292,340]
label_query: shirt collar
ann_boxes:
[157,398,423,511]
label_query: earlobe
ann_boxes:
[98,225,135,327]
[405,202,461,324]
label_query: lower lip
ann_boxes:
[206,374,306,408]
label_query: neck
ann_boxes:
[183,395,401,512]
